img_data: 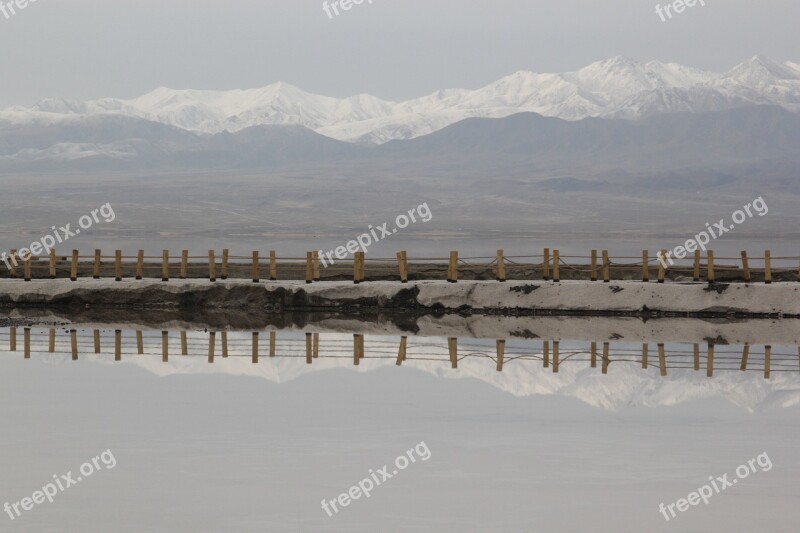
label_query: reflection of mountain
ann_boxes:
[13,330,800,412]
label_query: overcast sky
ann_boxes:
[1,0,798,107]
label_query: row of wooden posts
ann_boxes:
[5,247,782,284]
[6,327,777,379]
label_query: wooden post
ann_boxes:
[707,343,714,377]
[353,334,364,366]
[707,251,715,283]
[740,344,749,371]
[115,250,123,281]
[658,249,667,283]
[590,250,598,282]
[221,331,228,358]
[221,249,229,280]
[447,251,458,283]
[252,251,260,283]
[552,250,560,282]
[602,250,610,282]
[161,331,169,362]
[181,331,188,356]
[359,252,366,282]
[269,250,277,281]
[741,251,751,283]
[642,343,648,369]
[70,250,79,281]
[642,250,649,282]
[496,249,506,282]
[94,330,100,354]
[312,251,320,281]
[208,250,216,282]
[590,341,597,368]
[180,250,188,279]
[396,336,407,366]
[49,329,56,352]
[306,333,313,364]
[208,331,215,363]
[136,331,143,354]
[693,250,701,281]
[313,333,319,358]
[93,249,101,279]
[553,341,560,373]
[269,331,276,357]
[693,343,700,371]
[397,251,408,283]
[136,250,144,280]
[496,340,505,372]
[23,256,31,281]
[658,343,666,377]
[252,332,259,363]
[9,327,16,351]
[115,330,122,361]
[543,340,550,368]
[49,249,56,279]
[306,252,314,284]
[71,329,78,361]
[9,249,17,278]
[542,248,550,280]
[161,250,169,281]
[24,327,31,359]
[764,250,772,284]
[448,337,458,369]
[602,342,610,374]
[764,345,771,379]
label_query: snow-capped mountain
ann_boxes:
[1,55,798,145]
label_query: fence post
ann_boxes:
[93,249,101,279]
[115,250,122,281]
[9,249,17,278]
[740,344,749,371]
[496,249,506,282]
[307,252,314,284]
[693,343,700,371]
[252,251,260,283]
[162,331,169,362]
[269,331,276,357]
[181,331,188,356]
[24,327,31,359]
[94,330,100,353]
[208,331,215,363]
[448,251,458,283]
[602,250,610,282]
[693,250,701,281]
[707,343,714,377]
[9,327,16,351]
[658,343,666,377]
[306,333,313,364]
[252,332,259,364]
[590,341,597,368]
[70,250,79,281]
[642,250,649,282]
[269,250,277,281]
[642,343,648,369]
[71,329,78,361]
[208,250,216,282]
[49,329,56,352]
[353,252,361,284]
[221,249,229,280]
[136,250,144,280]
[552,249,560,282]
[590,250,597,281]
[543,340,550,368]
[49,249,56,279]
[764,345,771,379]
[136,330,143,354]
[115,330,122,362]
[658,249,666,283]
[397,251,408,283]
[741,251,751,283]
[23,255,31,281]
[162,250,169,281]
[764,250,772,284]
[553,341,560,373]
[602,342,610,374]
[496,339,505,372]
[312,251,320,282]
[181,250,188,279]
[542,248,550,280]
[448,337,458,369]
[707,251,715,283]
[396,336,408,366]
[222,331,228,358]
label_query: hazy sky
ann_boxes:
[1,0,798,107]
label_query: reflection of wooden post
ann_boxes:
[740,344,749,371]
[221,331,228,358]
[313,333,319,358]
[181,331,188,356]
[208,332,215,363]
[94,330,100,353]
[24,328,31,359]
[115,250,122,281]
[307,252,314,284]
[764,250,772,284]
[115,330,122,361]
[552,250,560,282]
[136,331,143,354]
[252,251,259,283]
[741,251,751,283]
[448,337,458,369]
[181,250,188,280]
[306,333,313,364]
[70,250,79,281]
[49,329,56,352]
[543,340,550,368]
[94,249,102,279]
[602,342,610,374]
[693,343,700,371]
[208,251,216,282]
[602,250,610,282]
[706,343,714,377]
[693,250,701,281]
[162,250,169,281]
[590,250,598,282]
[269,250,277,281]
[10,327,16,351]
[269,331,276,357]
[221,249,229,280]
[496,340,505,372]
[658,343,666,377]
[658,249,666,283]
[543,248,550,280]
[553,341,560,373]
[642,251,649,282]
[396,336,407,366]
[764,345,771,379]
[496,250,506,282]
[642,343,648,369]
[71,329,78,361]
[591,341,597,368]
[312,251,320,282]
[136,250,144,280]
[252,332,259,364]
[161,331,168,362]
[353,334,364,366]
[707,251,715,283]
[397,251,408,283]
[49,249,57,279]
